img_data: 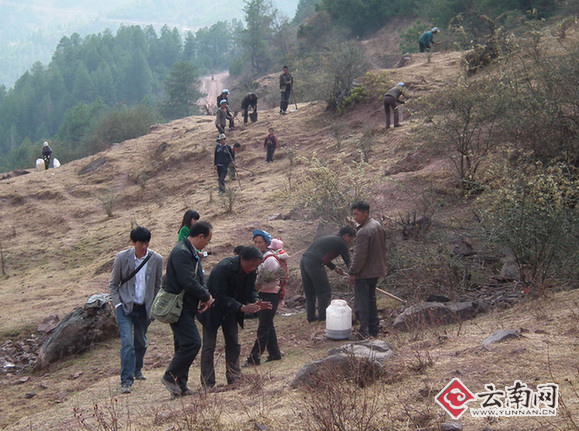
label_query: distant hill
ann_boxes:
[0,0,299,88]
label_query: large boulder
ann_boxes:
[393,302,478,331]
[291,340,395,388]
[36,294,118,369]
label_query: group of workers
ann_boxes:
[109,200,386,396]
[106,29,446,395]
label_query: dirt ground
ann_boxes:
[0,46,577,430]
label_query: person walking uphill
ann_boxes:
[217,89,235,130]
[348,201,387,339]
[215,100,234,134]
[264,128,278,163]
[279,66,293,115]
[198,246,272,388]
[419,27,439,52]
[41,142,53,170]
[214,134,235,194]
[109,226,163,394]
[245,232,289,366]
[384,83,407,129]
[161,221,214,397]
[300,226,356,322]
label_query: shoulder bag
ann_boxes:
[151,260,199,324]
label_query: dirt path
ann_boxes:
[197,71,229,115]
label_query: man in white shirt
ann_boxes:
[109,227,163,394]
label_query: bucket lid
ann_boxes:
[331,299,347,306]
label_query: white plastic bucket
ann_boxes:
[326,299,352,340]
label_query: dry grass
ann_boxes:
[2,292,577,430]
[1,46,578,430]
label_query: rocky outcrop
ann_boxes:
[36,294,118,369]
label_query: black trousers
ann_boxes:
[384,95,400,128]
[163,309,202,392]
[243,105,256,124]
[300,256,332,321]
[353,277,380,337]
[200,313,241,387]
[280,89,291,112]
[266,145,275,162]
[217,164,228,192]
[248,292,281,364]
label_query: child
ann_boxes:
[264,128,278,163]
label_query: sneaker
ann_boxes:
[279,110,283,115]
[121,383,131,394]
[161,375,182,396]
[264,356,282,363]
[134,371,146,380]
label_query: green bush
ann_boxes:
[85,104,157,153]
[483,163,578,289]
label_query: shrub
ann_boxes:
[295,357,389,431]
[482,163,578,290]
[290,155,376,226]
[85,104,157,152]
[410,75,505,190]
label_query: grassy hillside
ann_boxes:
[0,44,577,430]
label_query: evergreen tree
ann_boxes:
[242,0,277,74]
[160,62,203,120]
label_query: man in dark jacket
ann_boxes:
[241,93,258,124]
[384,82,407,128]
[300,226,356,322]
[214,134,235,194]
[279,66,293,115]
[161,222,214,397]
[199,246,271,388]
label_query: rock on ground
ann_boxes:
[291,340,395,388]
[36,295,118,369]
[393,302,478,331]
[481,329,520,350]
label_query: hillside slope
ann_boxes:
[1,50,577,430]
[0,51,460,336]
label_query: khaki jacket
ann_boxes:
[349,218,387,279]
